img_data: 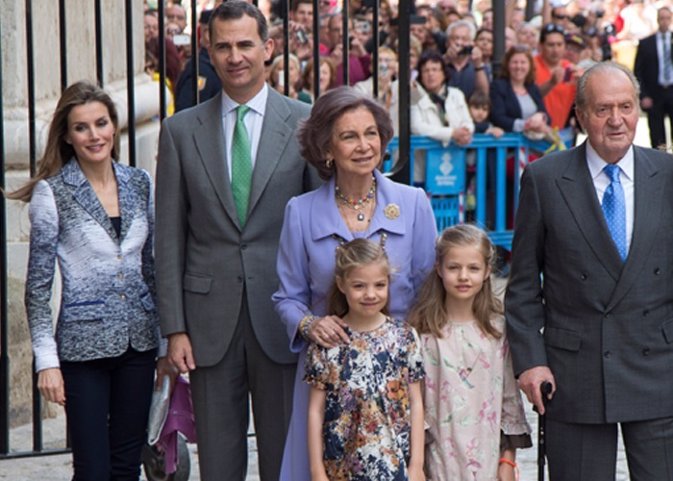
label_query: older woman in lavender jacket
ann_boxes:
[272,87,437,481]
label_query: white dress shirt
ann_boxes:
[586,141,635,253]
[220,83,269,181]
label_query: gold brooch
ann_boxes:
[384,203,400,220]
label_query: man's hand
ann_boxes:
[641,96,654,110]
[168,333,196,373]
[517,366,555,414]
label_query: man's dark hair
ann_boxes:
[292,0,312,12]
[210,0,269,41]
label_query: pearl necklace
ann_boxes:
[335,176,377,222]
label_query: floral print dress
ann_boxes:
[421,317,530,481]
[305,317,425,481]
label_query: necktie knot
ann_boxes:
[236,105,250,122]
[604,164,621,184]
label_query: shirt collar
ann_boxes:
[586,140,634,182]
[220,83,268,117]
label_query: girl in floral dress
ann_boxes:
[305,238,426,481]
[408,225,531,481]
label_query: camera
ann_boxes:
[458,45,473,56]
[295,29,309,45]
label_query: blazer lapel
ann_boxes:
[247,89,293,217]
[191,93,241,229]
[607,148,663,311]
[555,144,622,281]
[63,160,118,241]
[113,163,136,242]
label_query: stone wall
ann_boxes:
[3,0,163,429]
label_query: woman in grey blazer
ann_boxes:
[8,81,172,481]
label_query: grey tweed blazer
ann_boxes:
[25,159,160,371]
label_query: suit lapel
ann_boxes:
[191,93,241,229]
[556,144,622,281]
[607,148,663,310]
[63,160,118,241]
[247,89,293,217]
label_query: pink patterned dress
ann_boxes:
[421,317,530,481]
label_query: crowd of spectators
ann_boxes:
[143,0,665,154]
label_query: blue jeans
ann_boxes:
[61,346,156,481]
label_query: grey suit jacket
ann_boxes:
[155,88,319,367]
[505,142,673,424]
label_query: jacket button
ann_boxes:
[642,348,650,356]
[654,268,661,275]
[241,244,248,251]
[603,351,611,358]
[643,309,649,316]
[120,294,126,300]
[580,273,588,280]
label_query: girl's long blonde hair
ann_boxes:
[327,238,391,318]
[6,81,120,202]
[408,224,503,339]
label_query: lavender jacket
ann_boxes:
[25,160,161,372]
[272,169,437,481]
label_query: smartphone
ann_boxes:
[563,67,572,82]
[172,34,190,46]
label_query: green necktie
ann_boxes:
[231,105,252,225]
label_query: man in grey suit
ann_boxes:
[506,61,673,480]
[155,2,318,480]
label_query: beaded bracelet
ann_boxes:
[299,314,317,340]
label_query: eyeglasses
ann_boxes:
[552,14,568,20]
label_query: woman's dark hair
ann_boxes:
[297,86,394,180]
[499,45,536,85]
[416,50,447,92]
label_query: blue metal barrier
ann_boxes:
[385,133,552,250]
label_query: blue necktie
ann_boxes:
[602,164,627,261]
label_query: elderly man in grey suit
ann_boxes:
[155,2,318,480]
[506,61,673,481]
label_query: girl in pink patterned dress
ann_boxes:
[409,225,531,481]
[306,239,426,481]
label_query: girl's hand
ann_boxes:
[37,368,66,406]
[408,463,426,481]
[308,315,350,348]
[497,462,517,481]
[488,126,505,138]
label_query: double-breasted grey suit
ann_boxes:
[506,142,673,478]
[155,87,319,480]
